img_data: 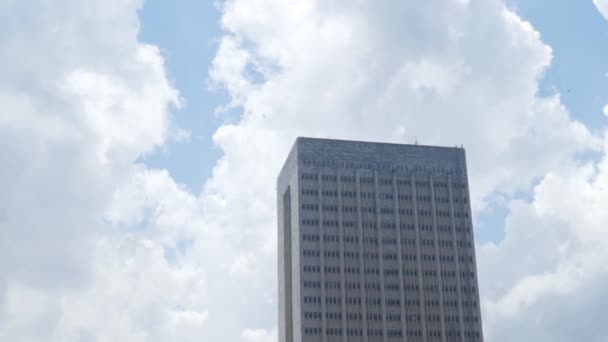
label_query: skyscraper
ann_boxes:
[277,137,483,342]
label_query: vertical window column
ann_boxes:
[374,171,388,342]
[283,187,293,342]
[411,175,429,342]
[460,178,484,342]
[317,172,328,342]
[392,174,408,342]
[356,170,370,342]
[430,175,447,342]
[337,172,348,342]
[447,176,465,342]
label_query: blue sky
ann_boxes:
[513,0,608,130]
[138,0,608,245]
[139,1,224,191]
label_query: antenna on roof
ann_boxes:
[414,137,418,145]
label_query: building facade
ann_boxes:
[277,137,483,342]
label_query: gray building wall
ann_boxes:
[278,137,483,342]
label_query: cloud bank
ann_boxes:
[1,0,607,341]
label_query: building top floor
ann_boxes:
[279,137,469,188]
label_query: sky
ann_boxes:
[1,0,608,341]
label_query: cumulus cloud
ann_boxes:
[0,0,192,341]
[2,0,607,341]
[202,0,605,340]
[242,328,278,342]
[593,0,608,20]
[211,0,598,211]
[479,131,608,341]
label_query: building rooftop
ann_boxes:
[295,136,468,175]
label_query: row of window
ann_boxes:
[303,190,396,199]
[303,250,475,264]
[321,175,338,182]
[305,297,438,306]
[303,312,388,320]
[302,327,405,337]
[304,297,359,305]
[421,270,476,279]
[301,219,472,234]
[302,281,420,291]
[361,192,376,199]
[301,189,319,196]
[305,327,482,340]
[301,174,339,182]
[301,155,456,172]
[303,235,409,247]
[359,177,375,184]
[304,296,477,310]
[423,240,474,248]
[302,280,476,294]
[303,250,475,265]
[302,188,469,204]
[302,233,473,249]
[303,327,429,338]
[304,296,424,306]
[302,312,479,325]
[301,267,422,277]
[433,285,477,294]
[424,299,478,309]
[301,203,470,219]
[301,265,476,279]
[301,172,467,187]
[397,223,455,232]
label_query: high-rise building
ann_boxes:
[277,137,483,342]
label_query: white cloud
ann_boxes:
[594,0,608,20]
[479,132,608,341]
[202,0,605,340]
[211,0,599,211]
[242,328,278,342]
[2,0,607,341]
[0,0,188,341]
